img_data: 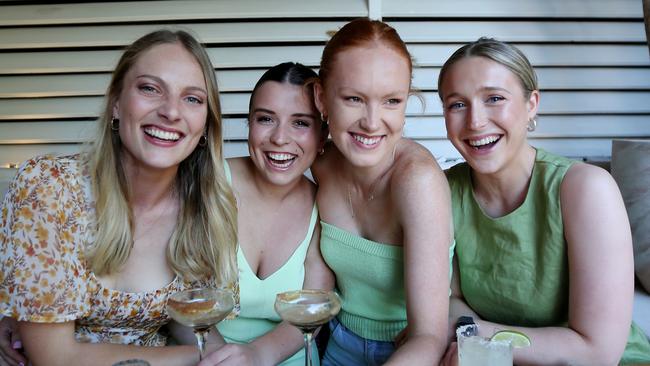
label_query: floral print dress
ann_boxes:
[0,154,236,346]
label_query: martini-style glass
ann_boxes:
[274,289,341,366]
[166,288,235,360]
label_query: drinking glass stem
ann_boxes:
[303,332,314,366]
[194,330,208,361]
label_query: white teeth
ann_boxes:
[468,135,499,147]
[266,152,295,168]
[144,127,181,141]
[353,134,381,146]
[267,153,294,161]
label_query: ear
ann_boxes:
[526,89,540,120]
[313,81,327,119]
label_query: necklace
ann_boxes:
[346,166,391,219]
[345,144,398,219]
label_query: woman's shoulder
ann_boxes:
[562,161,616,195]
[392,139,444,181]
[9,154,87,194]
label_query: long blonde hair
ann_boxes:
[88,29,238,285]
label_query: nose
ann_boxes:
[358,104,380,132]
[158,95,181,122]
[270,123,290,145]
[467,105,487,130]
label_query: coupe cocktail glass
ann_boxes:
[274,289,341,366]
[167,288,235,360]
[457,324,513,366]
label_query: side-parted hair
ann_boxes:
[318,18,413,88]
[438,37,538,100]
[248,62,319,115]
[88,29,238,285]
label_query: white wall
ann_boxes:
[1,0,649,191]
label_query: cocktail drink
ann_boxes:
[167,288,234,360]
[457,324,513,366]
[274,289,341,366]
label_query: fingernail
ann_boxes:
[12,340,22,349]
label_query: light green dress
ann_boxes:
[447,148,650,364]
[217,203,320,365]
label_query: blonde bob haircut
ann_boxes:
[88,29,238,285]
[437,37,539,101]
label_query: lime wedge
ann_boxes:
[490,330,531,348]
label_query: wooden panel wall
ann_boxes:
[1,0,649,191]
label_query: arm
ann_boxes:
[385,148,453,365]
[19,321,201,366]
[452,164,633,366]
[198,223,334,366]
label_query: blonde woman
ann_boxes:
[439,37,650,365]
[0,30,237,366]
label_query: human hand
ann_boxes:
[439,341,458,366]
[0,317,27,366]
[197,343,263,366]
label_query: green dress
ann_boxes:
[447,148,650,364]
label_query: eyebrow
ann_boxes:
[252,108,316,119]
[443,86,512,100]
[136,74,207,94]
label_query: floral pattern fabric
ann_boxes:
[0,154,237,346]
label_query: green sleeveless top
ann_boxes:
[320,221,456,342]
[218,160,319,365]
[447,148,650,364]
[320,221,406,341]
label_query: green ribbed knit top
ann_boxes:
[320,221,407,341]
[448,148,650,364]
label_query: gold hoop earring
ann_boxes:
[198,134,208,147]
[110,118,119,131]
[320,113,329,124]
[527,118,537,132]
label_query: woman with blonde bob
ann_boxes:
[0,29,237,366]
[439,37,650,365]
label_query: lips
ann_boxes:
[351,132,384,148]
[143,125,183,142]
[265,152,297,169]
[466,134,501,150]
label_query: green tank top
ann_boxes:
[320,221,406,341]
[447,148,650,364]
[218,160,319,365]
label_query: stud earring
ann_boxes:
[110,118,119,131]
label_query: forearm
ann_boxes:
[19,321,202,366]
[26,341,200,366]
[451,297,624,365]
[385,334,446,366]
[249,322,305,366]
[472,318,623,365]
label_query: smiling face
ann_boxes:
[440,56,539,175]
[248,81,322,186]
[112,42,208,174]
[316,45,410,169]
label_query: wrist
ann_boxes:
[454,316,478,341]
